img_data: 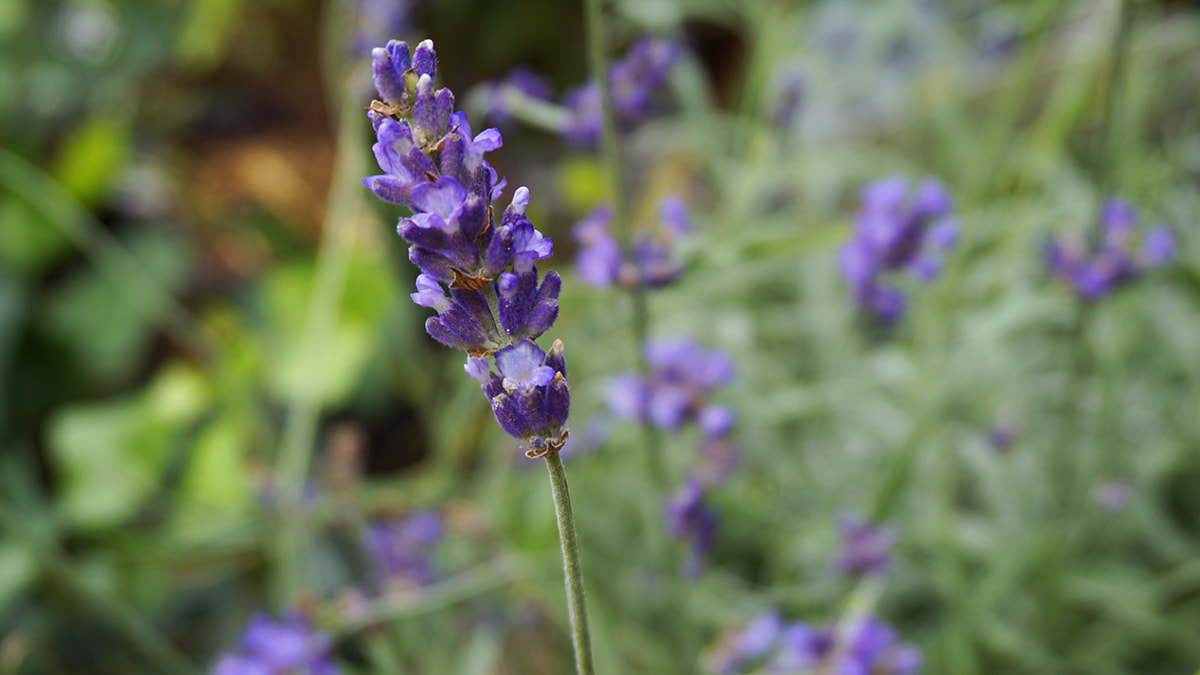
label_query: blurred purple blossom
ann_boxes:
[1093,479,1132,512]
[573,195,691,290]
[839,176,958,324]
[364,510,444,589]
[665,477,719,577]
[213,613,337,675]
[1046,197,1175,301]
[563,37,680,146]
[607,339,736,437]
[482,66,553,126]
[713,614,921,675]
[833,511,896,577]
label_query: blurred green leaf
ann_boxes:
[175,0,244,68]
[49,397,169,529]
[0,542,35,615]
[41,228,191,385]
[51,116,131,206]
[0,193,71,274]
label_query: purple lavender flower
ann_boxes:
[364,511,444,589]
[607,339,735,436]
[664,477,718,577]
[483,66,553,126]
[986,417,1021,453]
[839,176,958,323]
[213,613,338,675]
[1046,197,1176,300]
[563,37,680,146]
[466,338,570,458]
[833,511,896,577]
[573,195,690,290]
[713,614,922,675]
[364,39,562,356]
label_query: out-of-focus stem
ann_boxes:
[544,453,596,675]
[273,77,369,603]
[1095,0,1134,205]
[583,0,664,492]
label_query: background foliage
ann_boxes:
[1,0,1198,673]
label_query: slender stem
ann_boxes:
[544,454,595,675]
[1095,0,1134,205]
[273,76,369,602]
[583,0,662,494]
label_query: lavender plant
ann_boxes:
[838,176,958,324]
[1045,197,1175,300]
[213,613,338,675]
[712,612,921,675]
[481,36,680,146]
[362,38,593,673]
[364,510,443,590]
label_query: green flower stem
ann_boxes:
[544,453,596,675]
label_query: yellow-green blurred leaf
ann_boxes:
[52,117,131,206]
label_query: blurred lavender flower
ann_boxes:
[713,614,921,675]
[1093,479,1132,512]
[664,477,719,577]
[466,338,571,458]
[213,613,337,675]
[768,64,805,129]
[573,195,690,290]
[482,66,553,126]
[364,40,561,356]
[833,511,895,577]
[986,417,1021,453]
[839,176,958,323]
[1046,197,1175,300]
[562,37,680,146]
[607,338,735,435]
[353,0,418,55]
[365,510,444,589]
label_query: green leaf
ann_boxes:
[52,116,131,206]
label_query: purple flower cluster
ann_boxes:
[574,195,691,289]
[1045,197,1175,300]
[664,478,719,577]
[839,176,958,323]
[364,510,444,590]
[483,37,679,146]
[364,40,571,455]
[213,613,338,675]
[365,40,559,356]
[564,37,679,146]
[607,339,736,436]
[608,338,737,573]
[466,338,571,458]
[833,512,896,577]
[713,612,921,675]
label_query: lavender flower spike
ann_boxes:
[468,338,571,458]
[664,477,718,577]
[839,176,958,323]
[1046,197,1176,300]
[833,511,896,577]
[364,39,562,355]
